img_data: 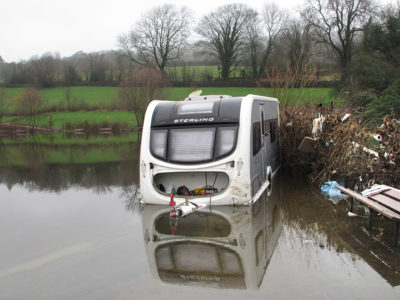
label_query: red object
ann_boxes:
[169,193,176,206]
[170,225,177,235]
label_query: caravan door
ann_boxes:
[259,105,267,183]
[251,102,267,196]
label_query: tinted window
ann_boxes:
[270,119,277,143]
[150,126,238,163]
[253,122,261,155]
[261,111,265,135]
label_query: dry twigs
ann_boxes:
[280,105,400,189]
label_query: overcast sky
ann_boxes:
[0,0,321,62]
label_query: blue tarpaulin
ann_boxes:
[321,181,347,204]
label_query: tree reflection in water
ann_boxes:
[120,184,141,213]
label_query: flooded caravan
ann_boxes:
[140,94,279,205]
[140,187,282,289]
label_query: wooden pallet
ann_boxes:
[336,185,400,247]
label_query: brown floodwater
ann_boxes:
[0,162,399,299]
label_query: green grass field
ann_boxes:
[0,86,342,127]
[168,87,340,104]
[1,86,118,113]
[3,111,137,128]
[2,86,340,105]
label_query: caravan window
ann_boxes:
[178,101,216,115]
[270,119,277,143]
[150,126,238,163]
[261,111,265,135]
[253,122,261,155]
[169,128,215,162]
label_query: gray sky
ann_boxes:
[0,0,305,62]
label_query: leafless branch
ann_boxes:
[118,4,191,73]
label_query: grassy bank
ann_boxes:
[0,133,139,145]
[0,86,343,129]
[2,86,342,112]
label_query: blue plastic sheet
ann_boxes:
[321,181,347,204]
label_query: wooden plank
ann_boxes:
[384,189,400,201]
[364,188,391,198]
[336,186,400,221]
[369,194,400,214]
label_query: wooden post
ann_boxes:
[395,221,399,247]
[368,208,373,230]
[350,197,354,212]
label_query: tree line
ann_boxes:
[0,0,400,94]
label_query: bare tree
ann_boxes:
[29,53,61,87]
[196,3,256,80]
[63,58,80,84]
[264,21,317,101]
[258,2,288,78]
[87,52,107,82]
[283,21,314,79]
[117,66,169,127]
[74,52,90,82]
[0,61,32,84]
[244,11,262,79]
[119,4,191,74]
[17,89,43,131]
[301,0,375,82]
[113,50,133,83]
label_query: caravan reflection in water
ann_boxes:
[140,179,282,289]
[140,94,280,205]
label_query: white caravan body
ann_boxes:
[140,94,279,205]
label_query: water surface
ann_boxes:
[0,143,399,299]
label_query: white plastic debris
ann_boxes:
[351,142,379,158]
[348,212,358,217]
[373,134,382,142]
[312,116,325,138]
[341,113,351,122]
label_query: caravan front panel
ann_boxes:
[140,95,279,205]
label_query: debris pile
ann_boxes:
[280,105,400,189]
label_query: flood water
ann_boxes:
[1,141,400,299]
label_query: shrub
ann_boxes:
[365,95,400,123]
[364,79,400,124]
[117,66,169,127]
[348,91,378,107]
[17,89,43,130]
[350,54,396,93]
